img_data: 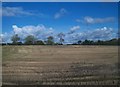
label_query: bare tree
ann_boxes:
[57,32,65,45]
[11,34,20,44]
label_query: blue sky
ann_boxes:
[1,2,118,43]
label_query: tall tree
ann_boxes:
[11,34,20,44]
[24,35,36,45]
[57,32,65,45]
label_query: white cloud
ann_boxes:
[0,32,12,43]
[1,24,55,43]
[68,25,80,34]
[12,24,54,41]
[1,7,50,18]
[63,27,116,44]
[84,16,94,24]
[54,8,67,19]
[2,7,34,17]
[70,26,80,31]
[72,27,115,41]
[76,16,115,24]
[1,25,116,44]
[0,34,3,43]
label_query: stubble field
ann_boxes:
[2,45,119,85]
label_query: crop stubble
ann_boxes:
[2,45,119,85]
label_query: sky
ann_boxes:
[1,2,119,44]
[2,0,119,2]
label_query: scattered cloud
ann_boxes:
[84,16,94,24]
[2,7,34,17]
[72,27,115,41]
[1,25,116,44]
[76,19,83,22]
[2,7,48,18]
[70,26,80,31]
[76,16,115,24]
[54,8,67,19]
[68,25,80,34]
[64,27,116,44]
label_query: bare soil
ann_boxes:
[2,45,119,85]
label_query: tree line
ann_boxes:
[2,33,65,45]
[1,34,120,45]
[73,39,120,45]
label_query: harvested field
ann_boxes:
[2,45,120,85]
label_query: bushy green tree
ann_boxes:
[81,39,94,45]
[24,35,36,45]
[46,36,54,45]
[77,40,82,44]
[34,40,44,45]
